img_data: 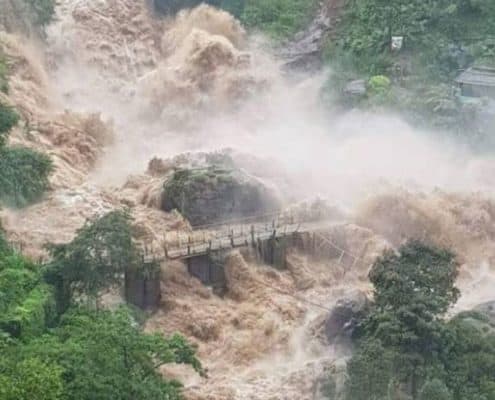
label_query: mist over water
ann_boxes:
[44,0,495,200]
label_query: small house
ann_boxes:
[455,66,495,98]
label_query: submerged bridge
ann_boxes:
[131,211,364,309]
[143,211,362,272]
[141,211,353,261]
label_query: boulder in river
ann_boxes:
[325,291,370,344]
[161,166,280,227]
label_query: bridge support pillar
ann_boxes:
[186,253,226,292]
[254,235,290,269]
[125,261,161,310]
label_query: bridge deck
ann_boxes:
[160,219,346,261]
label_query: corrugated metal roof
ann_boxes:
[455,66,495,87]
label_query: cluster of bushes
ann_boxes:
[0,55,8,94]
[0,212,203,400]
[323,0,495,145]
[330,241,495,400]
[327,0,495,77]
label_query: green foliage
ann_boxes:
[0,146,53,207]
[324,0,495,141]
[0,57,8,94]
[419,379,452,400]
[45,210,141,312]
[153,0,316,40]
[14,307,203,400]
[3,284,56,339]
[329,0,495,77]
[368,75,391,93]
[24,0,55,27]
[218,0,246,18]
[369,241,459,318]
[340,241,495,400]
[241,0,317,40]
[440,314,495,399]
[0,101,52,210]
[0,218,200,400]
[0,104,19,146]
[0,358,64,400]
[0,228,10,257]
[345,339,395,400]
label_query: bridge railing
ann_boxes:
[163,211,304,253]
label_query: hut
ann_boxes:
[455,66,495,98]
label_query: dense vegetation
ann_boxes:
[0,212,202,400]
[322,0,495,145]
[330,241,495,400]
[45,210,144,313]
[0,53,8,94]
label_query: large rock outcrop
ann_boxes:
[161,166,280,226]
[324,291,370,344]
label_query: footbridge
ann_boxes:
[132,211,363,309]
[142,210,361,268]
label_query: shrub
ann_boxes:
[0,146,53,207]
[0,104,19,147]
[0,57,8,94]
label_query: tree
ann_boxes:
[369,241,459,317]
[343,241,460,400]
[45,210,140,312]
[0,146,53,207]
[0,104,19,147]
[18,307,203,400]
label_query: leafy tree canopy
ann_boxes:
[1,307,203,400]
[339,241,495,400]
[45,210,141,312]
[0,146,53,207]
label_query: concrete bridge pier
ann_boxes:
[125,261,161,310]
[254,234,292,269]
[186,252,227,292]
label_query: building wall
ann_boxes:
[461,83,495,98]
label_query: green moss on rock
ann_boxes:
[162,166,280,226]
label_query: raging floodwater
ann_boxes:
[2,0,495,399]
